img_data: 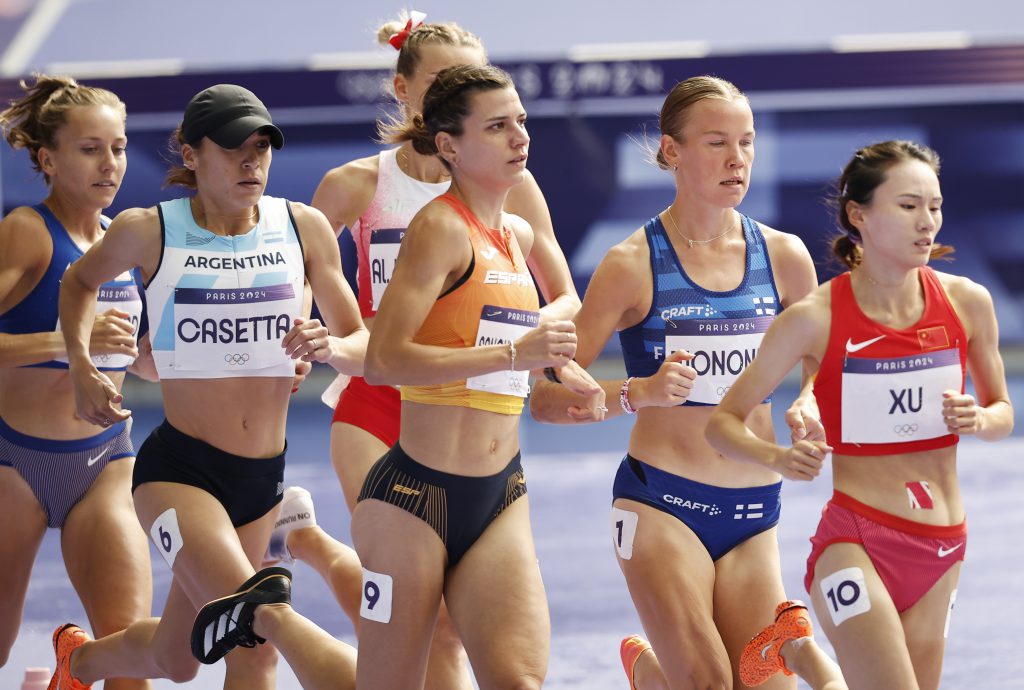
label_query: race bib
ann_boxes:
[466,305,539,398]
[56,271,142,369]
[369,228,404,310]
[665,316,771,404]
[172,283,296,371]
[841,348,961,444]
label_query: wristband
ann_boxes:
[619,377,636,414]
[543,366,562,384]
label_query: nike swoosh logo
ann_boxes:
[760,643,773,661]
[938,543,963,558]
[87,447,110,467]
[845,335,886,353]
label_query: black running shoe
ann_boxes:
[190,566,292,664]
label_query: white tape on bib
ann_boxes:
[360,568,393,624]
[150,508,183,571]
[819,566,871,626]
[611,507,639,560]
[944,588,957,639]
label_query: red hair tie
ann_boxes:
[388,10,427,51]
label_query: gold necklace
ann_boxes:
[663,208,736,248]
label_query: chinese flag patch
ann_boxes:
[917,326,949,351]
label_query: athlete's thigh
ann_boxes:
[712,527,795,690]
[133,481,257,607]
[62,458,153,636]
[445,497,549,690]
[810,543,918,690]
[235,502,280,567]
[900,561,961,690]
[331,422,389,513]
[0,466,47,658]
[351,498,448,690]
[612,499,732,686]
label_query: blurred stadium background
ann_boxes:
[1,2,1022,688]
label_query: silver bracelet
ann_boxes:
[509,341,517,371]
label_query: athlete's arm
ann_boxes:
[765,226,825,442]
[59,208,160,425]
[705,294,832,480]
[0,208,71,367]
[531,233,668,423]
[365,201,575,386]
[310,157,378,237]
[944,275,1013,440]
[286,202,368,376]
[507,170,581,322]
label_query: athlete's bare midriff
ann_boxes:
[628,403,781,488]
[0,367,127,440]
[161,377,292,458]
[398,400,521,476]
[833,446,962,526]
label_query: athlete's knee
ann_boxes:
[155,653,200,683]
[676,655,732,690]
[87,603,149,640]
[491,673,544,690]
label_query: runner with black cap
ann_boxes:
[51,83,366,690]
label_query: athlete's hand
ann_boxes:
[70,363,131,427]
[942,390,980,435]
[89,308,138,359]
[292,360,313,394]
[785,396,826,444]
[127,333,159,382]
[631,349,697,408]
[512,320,577,371]
[283,317,331,363]
[770,439,832,481]
[556,360,606,423]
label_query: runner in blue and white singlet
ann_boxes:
[530,76,841,689]
[57,83,366,688]
[146,195,305,379]
[618,212,780,406]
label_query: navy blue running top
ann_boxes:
[0,204,145,371]
[617,213,781,406]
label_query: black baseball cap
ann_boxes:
[181,84,284,150]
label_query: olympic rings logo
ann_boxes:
[893,423,919,437]
[96,354,111,363]
[716,386,731,397]
[224,353,251,365]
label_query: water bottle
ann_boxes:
[21,667,50,690]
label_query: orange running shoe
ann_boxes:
[47,623,92,690]
[739,600,813,687]
[619,635,652,690]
